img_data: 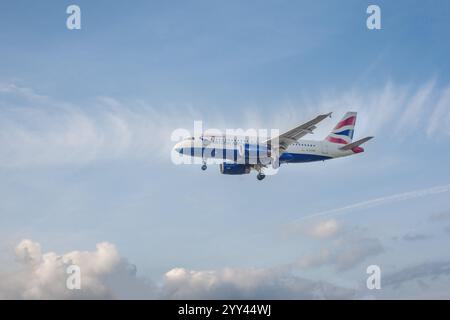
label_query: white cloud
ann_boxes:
[286,219,341,240]
[427,88,450,137]
[0,92,193,167]
[0,83,48,101]
[286,221,384,272]
[0,239,358,300]
[4,238,450,299]
[307,219,340,238]
[161,266,354,299]
[1,81,450,167]
[377,260,450,299]
[296,249,331,268]
[15,239,42,265]
[0,239,155,299]
[0,239,357,299]
[294,236,384,271]
[396,80,436,136]
[292,184,450,223]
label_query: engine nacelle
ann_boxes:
[219,163,251,175]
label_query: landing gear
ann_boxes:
[201,160,207,171]
[254,164,266,181]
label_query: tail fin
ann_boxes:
[325,111,357,145]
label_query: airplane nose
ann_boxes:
[173,142,183,154]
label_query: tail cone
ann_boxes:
[351,146,364,154]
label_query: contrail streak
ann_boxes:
[293,184,450,223]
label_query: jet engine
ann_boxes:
[219,163,251,175]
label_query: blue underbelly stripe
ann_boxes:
[183,148,332,163]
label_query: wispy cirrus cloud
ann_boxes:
[1,80,449,167]
[0,88,198,167]
[395,79,436,137]
[291,184,450,223]
[427,88,450,137]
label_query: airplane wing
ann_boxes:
[266,112,332,152]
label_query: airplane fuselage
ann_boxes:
[174,137,357,165]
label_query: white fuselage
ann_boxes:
[173,136,356,165]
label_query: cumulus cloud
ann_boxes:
[306,219,340,239]
[295,237,384,272]
[0,239,358,299]
[291,223,385,272]
[0,239,155,299]
[161,267,354,299]
[287,219,341,240]
[295,249,331,269]
[6,238,450,299]
[333,237,384,271]
[286,219,384,272]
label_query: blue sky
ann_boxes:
[1,0,450,299]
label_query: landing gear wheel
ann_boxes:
[201,164,207,171]
[257,173,266,181]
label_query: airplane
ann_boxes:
[173,112,373,181]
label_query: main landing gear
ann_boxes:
[257,173,266,181]
[254,165,266,181]
[201,159,207,171]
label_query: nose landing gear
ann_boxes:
[254,165,266,181]
[201,159,207,171]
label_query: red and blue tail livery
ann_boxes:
[326,112,357,145]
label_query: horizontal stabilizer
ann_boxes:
[339,136,374,150]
